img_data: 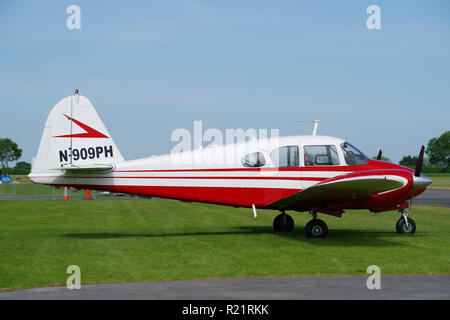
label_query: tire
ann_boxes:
[305,219,328,238]
[396,217,416,234]
[273,213,294,232]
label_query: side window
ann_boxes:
[241,152,266,167]
[303,145,340,166]
[270,146,299,167]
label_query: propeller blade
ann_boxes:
[414,145,425,177]
[376,150,382,160]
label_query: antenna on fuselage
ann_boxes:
[312,120,319,136]
[293,120,320,136]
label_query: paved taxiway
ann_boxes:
[0,276,449,300]
[413,188,450,207]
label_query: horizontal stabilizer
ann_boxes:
[57,164,114,172]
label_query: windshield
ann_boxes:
[340,142,370,165]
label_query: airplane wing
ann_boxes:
[267,173,407,210]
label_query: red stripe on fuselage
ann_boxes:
[49,184,301,208]
[37,175,326,181]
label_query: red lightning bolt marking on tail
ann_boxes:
[53,114,109,138]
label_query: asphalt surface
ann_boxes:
[0,276,449,300]
[413,188,450,207]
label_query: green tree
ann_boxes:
[0,138,22,169]
[13,161,31,175]
[371,155,391,162]
[399,155,417,166]
[426,131,450,170]
[14,161,31,169]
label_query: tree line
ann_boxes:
[398,131,449,173]
[371,131,449,173]
[0,138,29,175]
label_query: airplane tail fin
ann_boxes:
[30,92,124,174]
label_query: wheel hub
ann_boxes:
[403,223,412,233]
[312,225,322,236]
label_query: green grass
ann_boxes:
[11,175,32,184]
[0,200,449,291]
[427,173,450,177]
[428,176,450,189]
[0,184,127,198]
[0,184,84,197]
[1,175,84,197]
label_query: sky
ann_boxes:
[1,0,449,164]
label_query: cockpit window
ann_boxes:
[241,152,266,167]
[303,145,340,166]
[270,146,299,167]
[340,142,370,165]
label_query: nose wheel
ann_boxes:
[396,211,416,234]
[273,211,294,232]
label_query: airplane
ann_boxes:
[28,91,433,238]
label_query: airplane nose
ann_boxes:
[413,174,432,189]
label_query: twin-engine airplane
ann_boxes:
[29,91,433,238]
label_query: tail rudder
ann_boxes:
[30,91,123,174]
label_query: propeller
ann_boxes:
[414,145,425,177]
[376,150,382,160]
[408,145,426,220]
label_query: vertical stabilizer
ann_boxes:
[30,93,124,173]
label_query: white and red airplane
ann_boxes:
[29,91,432,238]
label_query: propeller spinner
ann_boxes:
[412,145,432,190]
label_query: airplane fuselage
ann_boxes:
[29,135,426,215]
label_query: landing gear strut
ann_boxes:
[395,144,425,235]
[396,210,416,234]
[273,211,294,232]
[305,212,328,238]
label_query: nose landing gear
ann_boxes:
[396,210,416,234]
[395,145,425,235]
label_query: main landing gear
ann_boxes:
[272,211,329,238]
[273,211,294,232]
[305,212,328,238]
[396,210,416,234]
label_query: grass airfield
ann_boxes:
[0,200,449,291]
[427,175,450,189]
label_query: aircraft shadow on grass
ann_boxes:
[61,226,418,247]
